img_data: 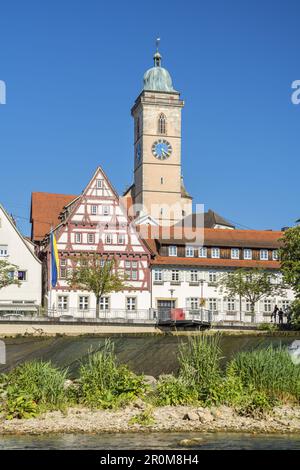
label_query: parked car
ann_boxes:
[1,313,24,320]
[58,315,76,322]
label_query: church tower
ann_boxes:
[128,42,192,226]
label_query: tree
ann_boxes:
[67,255,128,318]
[279,225,300,298]
[0,260,21,290]
[218,268,285,319]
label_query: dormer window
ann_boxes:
[231,248,240,259]
[260,249,269,260]
[158,113,167,135]
[185,246,194,257]
[211,247,220,258]
[168,245,177,257]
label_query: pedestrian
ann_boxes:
[271,304,279,323]
[278,308,284,325]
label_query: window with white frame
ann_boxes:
[272,250,279,260]
[126,297,136,311]
[171,269,180,282]
[154,269,163,282]
[209,272,217,283]
[208,298,218,312]
[281,300,290,311]
[75,233,82,244]
[243,248,252,260]
[231,248,240,259]
[168,245,177,257]
[186,297,199,310]
[60,259,67,279]
[227,298,236,312]
[190,270,198,282]
[91,205,97,215]
[100,297,109,311]
[96,179,103,189]
[211,247,220,258]
[118,234,125,244]
[87,233,95,244]
[246,301,252,313]
[103,205,110,216]
[124,260,138,280]
[0,245,8,257]
[185,246,194,257]
[263,299,272,313]
[260,249,269,260]
[79,296,89,310]
[57,295,68,311]
[198,247,207,258]
[105,234,113,244]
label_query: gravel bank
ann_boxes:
[1,405,300,435]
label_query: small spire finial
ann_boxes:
[156,37,160,52]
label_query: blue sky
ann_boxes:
[0,0,299,235]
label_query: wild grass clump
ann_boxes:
[178,333,223,405]
[152,374,198,406]
[227,345,300,403]
[0,360,68,418]
[129,406,155,426]
[77,340,148,409]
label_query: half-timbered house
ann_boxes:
[38,167,151,320]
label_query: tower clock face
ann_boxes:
[152,139,172,160]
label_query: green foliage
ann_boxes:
[5,394,38,420]
[227,346,300,402]
[257,323,279,332]
[153,375,198,406]
[2,360,68,411]
[279,225,300,297]
[0,260,21,290]
[290,299,300,329]
[67,256,128,317]
[129,406,155,426]
[178,334,223,404]
[78,340,147,409]
[236,388,276,418]
[218,268,285,314]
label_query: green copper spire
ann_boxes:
[143,39,177,92]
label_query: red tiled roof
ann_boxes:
[31,192,77,241]
[151,256,280,269]
[142,227,283,251]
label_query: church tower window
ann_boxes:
[158,113,167,135]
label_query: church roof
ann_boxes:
[143,50,177,93]
[30,192,77,241]
[175,209,235,229]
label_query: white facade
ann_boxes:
[0,204,41,313]
[151,265,295,323]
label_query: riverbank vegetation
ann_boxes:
[0,336,299,420]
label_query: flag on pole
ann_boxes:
[50,231,59,288]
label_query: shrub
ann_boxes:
[5,394,38,420]
[153,375,198,406]
[3,360,68,411]
[227,345,300,403]
[129,406,155,426]
[257,323,279,332]
[178,334,223,404]
[236,388,276,418]
[78,340,148,409]
[290,299,300,330]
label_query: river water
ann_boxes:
[0,432,300,450]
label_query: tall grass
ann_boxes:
[178,334,223,403]
[78,340,147,408]
[3,360,68,409]
[227,345,300,402]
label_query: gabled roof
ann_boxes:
[30,192,77,241]
[175,209,235,229]
[0,204,41,264]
